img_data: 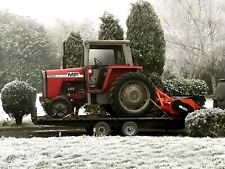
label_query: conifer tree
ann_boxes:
[126,1,166,75]
[65,32,83,68]
[99,12,124,40]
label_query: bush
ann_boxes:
[1,80,37,125]
[185,108,225,137]
[148,72,163,88]
[161,78,208,96]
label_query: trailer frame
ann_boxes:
[31,111,185,136]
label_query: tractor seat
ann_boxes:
[96,66,107,89]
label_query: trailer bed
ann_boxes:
[32,111,185,131]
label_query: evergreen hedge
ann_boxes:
[160,78,208,96]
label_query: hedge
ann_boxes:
[185,108,225,137]
[160,78,208,96]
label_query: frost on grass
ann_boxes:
[1,80,36,125]
[185,108,225,137]
[0,136,225,169]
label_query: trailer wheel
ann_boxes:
[48,96,72,118]
[110,72,155,117]
[94,122,111,136]
[122,121,138,136]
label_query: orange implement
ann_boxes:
[155,88,201,117]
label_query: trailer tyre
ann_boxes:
[48,96,72,118]
[94,121,111,136]
[122,121,138,136]
[110,72,155,117]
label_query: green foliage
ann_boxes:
[0,11,55,90]
[98,12,124,40]
[185,108,225,137]
[64,32,83,68]
[126,1,166,75]
[148,72,163,87]
[195,70,213,95]
[1,80,37,125]
[161,78,208,96]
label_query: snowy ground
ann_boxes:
[0,96,219,169]
[0,136,225,168]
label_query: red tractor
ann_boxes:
[40,40,202,119]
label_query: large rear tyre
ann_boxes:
[110,72,155,117]
[48,96,72,118]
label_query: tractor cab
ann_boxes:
[82,40,133,90]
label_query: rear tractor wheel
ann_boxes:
[48,96,72,118]
[110,72,155,117]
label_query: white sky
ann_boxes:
[0,0,161,28]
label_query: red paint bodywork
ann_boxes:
[46,68,84,98]
[46,65,142,99]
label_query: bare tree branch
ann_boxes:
[165,39,206,54]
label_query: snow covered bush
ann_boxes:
[185,108,225,137]
[161,78,208,96]
[1,80,37,125]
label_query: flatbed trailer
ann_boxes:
[31,111,185,136]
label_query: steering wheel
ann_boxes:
[94,58,102,67]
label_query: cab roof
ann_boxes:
[84,40,130,45]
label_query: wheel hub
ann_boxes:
[119,80,150,112]
[98,127,106,133]
[125,126,135,135]
[52,102,67,116]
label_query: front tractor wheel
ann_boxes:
[110,72,155,117]
[48,96,72,118]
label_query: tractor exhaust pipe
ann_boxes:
[62,41,66,69]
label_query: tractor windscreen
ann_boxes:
[89,49,116,65]
[88,46,125,65]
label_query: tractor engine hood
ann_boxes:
[46,67,84,79]
[44,67,85,99]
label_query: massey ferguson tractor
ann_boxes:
[34,40,204,136]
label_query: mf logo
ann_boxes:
[67,72,83,78]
